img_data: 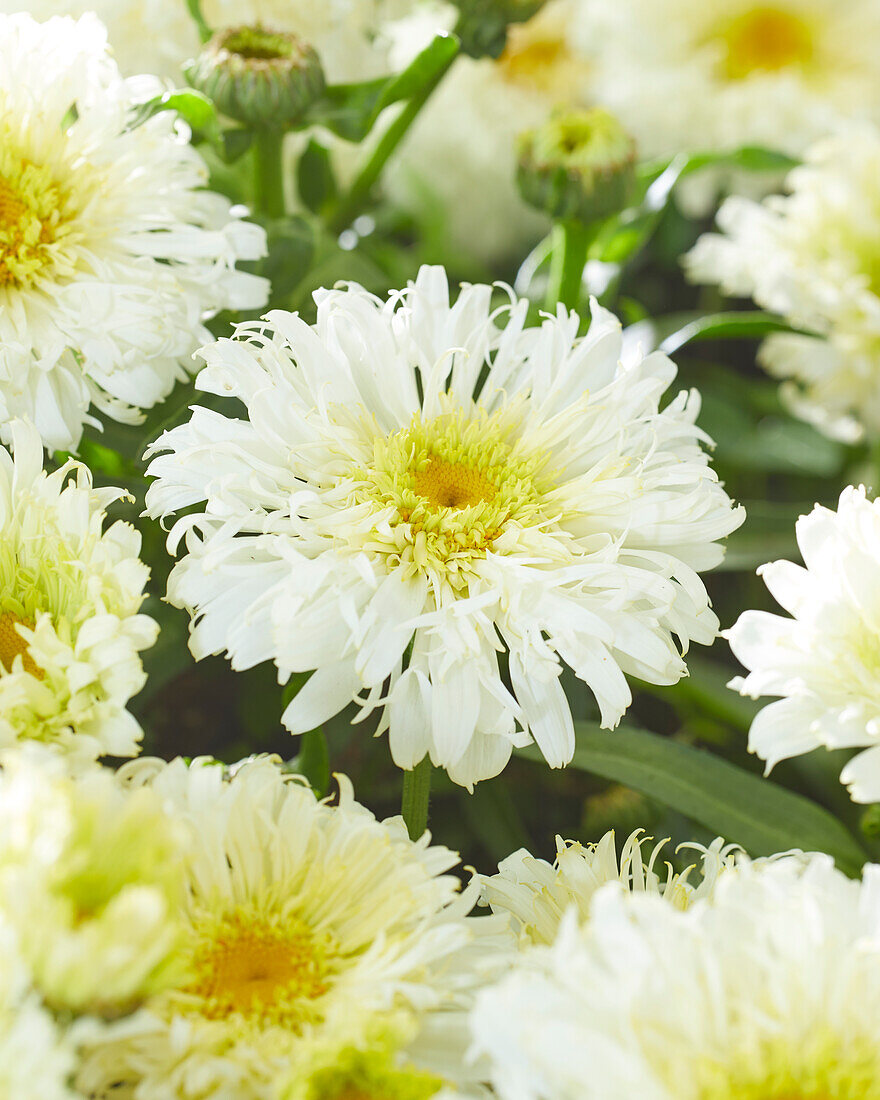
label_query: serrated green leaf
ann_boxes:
[518,723,867,875]
[306,33,459,142]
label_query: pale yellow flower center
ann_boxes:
[717,7,814,80]
[0,156,64,288]
[185,910,331,1027]
[0,610,42,678]
[412,455,498,510]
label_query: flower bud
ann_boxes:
[184,25,325,130]
[517,108,637,225]
[451,0,550,59]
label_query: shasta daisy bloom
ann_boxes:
[0,421,157,759]
[145,267,743,788]
[0,11,267,453]
[687,126,880,442]
[727,486,880,805]
[471,853,880,1100]
[387,0,592,263]
[576,0,880,213]
[481,830,739,945]
[77,755,507,1100]
[0,748,188,1018]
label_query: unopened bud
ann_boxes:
[517,108,637,225]
[451,0,549,59]
[184,25,325,130]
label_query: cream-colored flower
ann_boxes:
[78,756,507,1100]
[577,0,880,212]
[0,11,267,453]
[472,853,880,1100]
[0,748,188,1018]
[145,267,743,788]
[386,0,592,264]
[727,486,880,805]
[0,421,157,760]
[4,0,408,82]
[481,830,739,945]
[687,126,880,441]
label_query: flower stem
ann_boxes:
[185,0,212,43]
[328,45,459,234]
[546,219,592,313]
[401,757,432,840]
[254,130,286,219]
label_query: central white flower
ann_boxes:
[146,267,743,788]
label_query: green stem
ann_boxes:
[401,758,432,840]
[328,47,459,234]
[254,130,286,219]
[185,0,212,43]
[545,219,592,313]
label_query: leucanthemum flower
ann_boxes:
[727,486,880,805]
[0,918,78,1100]
[0,11,267,453]
[387,0,592,263]
[686,126,880,442]
[471,853,880,1100]
[5,0,408,82]
[576,0,880,213]
[0,748,188,1018]
[145,266,743,788]
[481,830,739,945]
[0,420,157,759]
[77,755,506,1100]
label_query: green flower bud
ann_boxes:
[516,108,637,225]
[451,0,550,59]
[184,25,325,131]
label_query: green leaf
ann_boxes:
[297,138,339,215]
[518,723,867,875]
[658,310,807,354]
[221,128,253,164]
[261,215,316,302]
[306,33,459,142]
[129,89,222,149]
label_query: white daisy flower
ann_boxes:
[0,11,268,453]
[472,852,880,1100]
[727,486,880,805]
[686,126,880,442]
[0,421,158,759]
[387,0,592,264]
[145,266,743,789]
[6,0,408,82]
[77,755,507,1100]
[576,0,880,213]
[0,918,78,1100]
[0,747,188,1018]
[481,830,739,945]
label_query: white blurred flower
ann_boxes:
[386,0,592,264]
[145,267,743,789]
[728,486,880,805]
[481,830,739,944]
[577,0,880,212]
[472,852,880,1100]
[0,421,157,760]
[0,12,267,453]
[0,748,188,1018]
[3,0,407,82]
[687,126,880,442]
[78,755,506,1100]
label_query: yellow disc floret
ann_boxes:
[717,7,815,80]
[0,610,41,678]
[184,909,334,1029]
[0,140,72,288]
[352,400,565,592]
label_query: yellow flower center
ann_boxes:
[0,610,42,678]
[412,455,498,510]
[717,7,814,80]
[497,9,588,99]
[185,910,332,1028]
[0,141,72,289]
